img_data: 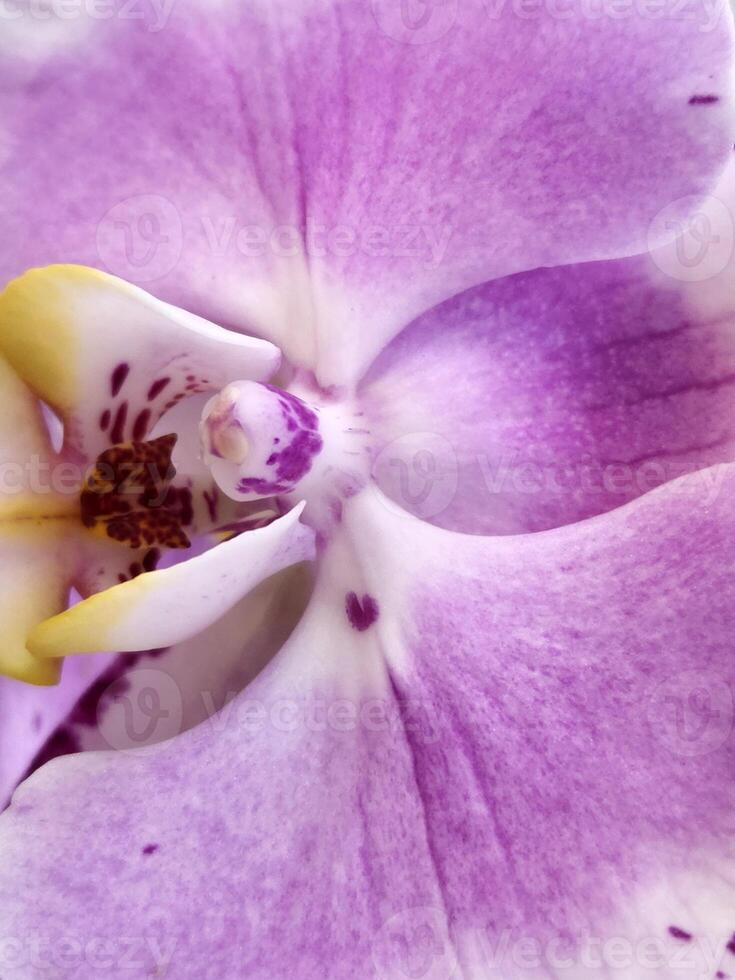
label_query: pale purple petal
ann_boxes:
[363,165,735,533]
[1,2,733,384]
[3,478,735,976]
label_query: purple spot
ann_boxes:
[668,926,692,942]
[110,401,128,444]
[99,408,111,432]
[346,592,379,632]
[132,408,151,441]
[689,94,719,105]
[275,429,322,484]
[142,843,159,856]
[147,377,171,401]
[727,933,735,955]
[235,386,323,496]
[110,362,130,397]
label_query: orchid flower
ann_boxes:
[1,2,735,978]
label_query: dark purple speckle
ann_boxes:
[110,401,128,444]
[110,362,130,397]
[237,477,289,495]
[99,408,111,432]
[147,377,171,401]
[668,926,692,942]
[142,844,159,856]
[727,932,735,955]
[132,408,151,442]
[273,430,322,484]
[234,386,323,495]
[689,94,720,105]
[346,592,379,632]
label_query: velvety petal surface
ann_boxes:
[0,265,279,462]
[1,2,733,384]
[362,168,735,533]
[4,476,735,977]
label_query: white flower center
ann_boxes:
[200,380,371,531]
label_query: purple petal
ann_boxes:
[0,652,114,809]
[1,4,733,384]
[363,167,735,533]
[4,478,735,976]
